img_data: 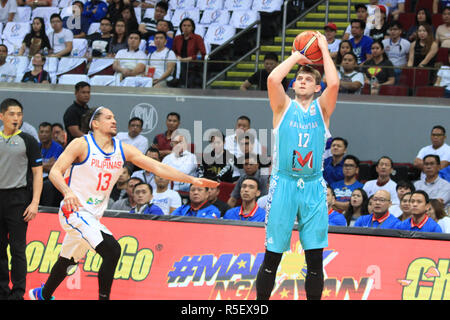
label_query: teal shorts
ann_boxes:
[264,170,328,253]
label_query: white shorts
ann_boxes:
[58,209,112,263]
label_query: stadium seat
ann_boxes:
[203,23,236,45]
[358,160,375,183]
[229,10,260,29]
[361,83,371,95]
[0,23,3,38]
[197,0,224,10]
[134,7,141,24]
[432,14,443,29]
[404,0,413,12]
[2,22,31,54]
[120,76,153,87]
[174,24,207,38]
[399,68,430,88]
[143,8,172,20]
[199,9,231,26]
[218,182,235,203]
[5,55,30,83]
[13,6,32,23]
[53,0,71,8]
[31,7,60,25]
[90,75,116,86]
[87,58,115,76]
[392,163,412,182]
[415,0,433,12]
[379,85,409,96]
[58,74,90,85]
[87,22,100,35]
[224,0,252,11]
[169,0,196,11]
[252,0,283,12]
[436,47,449,65]
[415,86,445,97]
[171,9,200,29]
[56,39,88,75]
[60,6,72,20]
[397,13,415,31]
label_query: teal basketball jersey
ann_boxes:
[272,98,331,176]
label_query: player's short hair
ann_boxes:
[295,65,322,85]
[81,106,104,133]
[0,98,23,113]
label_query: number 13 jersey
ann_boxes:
[272,98,331,176]
[63,133,126,218]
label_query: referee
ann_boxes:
[0,98,43,300]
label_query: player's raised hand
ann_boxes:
[291,50,313,65]
[314,31,329,52]
[192,177,220,189]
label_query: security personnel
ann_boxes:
[0,98,43,300]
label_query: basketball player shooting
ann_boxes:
[29,106,219,300]
[256,31,339,300]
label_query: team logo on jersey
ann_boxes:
[86,197,104,206]
[292,150,313,170]
[310,104,316,116]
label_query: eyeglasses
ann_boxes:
[431,133,444,137]
[343,164,356,168]
[372,198,389,203]
[423,162,438,166]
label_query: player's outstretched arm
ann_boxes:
[123,144,219,189]
[315,31,339,125]
[267,51,312,116]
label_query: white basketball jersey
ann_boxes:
[63,133,126,218]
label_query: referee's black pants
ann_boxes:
[0,188,30,300]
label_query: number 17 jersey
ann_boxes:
[63,133,126,218]
[272,98,331,176]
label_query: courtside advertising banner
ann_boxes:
[21,212,450,300]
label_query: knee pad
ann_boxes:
[261,250,283,274]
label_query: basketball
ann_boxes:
[292,31,323,64]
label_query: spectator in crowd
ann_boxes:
[363,40,395,95]
[18,17,51,56]
[109,166,131,201]
[199,130,239,183]
[38,122,63,206]
[63,81,90,144]
[434,51,450,98]
[343,188,370,226]
[342,4,372,41]
[223,176,266,222]
[227,153,268,208]
[414,155,450,208]
[379,0,404,20]
[323,137,347,186]
[397,192,412,221]
[129,182,164,215]
[48,14,74,58]
[337,52,364,94]
[324,23,341,60]
[240,53,288,91]
[224,115,262,158]
[121,5,139,33]
[389,180,415,217]
[382,21,411,82]
[440,165,450,181]
[326,185,347,226]
[397,190,442,232]
[428,198,450,233]
[0,45,15,83]
[234,133,270,174]
[146,20,174,54]
[363,156,400,204]
[331,155,364,213]
[349,19,373,64]
[414,125,450,173]
[367,194,375,213]
[436,7,450,48]
[113,31,147,81]
[0,0,16,24]
[406,8,433,43]
[131,147,160,191]
[433,0,450,14]
[354,190,401,229]
[109,18,128,56]
[87,17,113,58]
[172,17,206,88]
[21,53,51,84]
[207,179,231,217]
[106,0,125,24]
[151,174,182,215]
[63,1,90,39]
[161,133,198,192]
[407,23,438,68]
[51,123,67,148]
[83,0,108,25]
[335,40,354,65]
[367,1,389,16]
[116,117,149,154]
[171,185,220,219]
[152,112,180,159]
[139,1,172,37]
[109,177,142,211]
[147,31,176,87]
[369,5,389,41]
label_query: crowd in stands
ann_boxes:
[18,80,448,234]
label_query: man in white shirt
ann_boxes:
[382,21,410,82]
[363,156,400,205]
[342,4,372,40]
[0,0,16,24]
[0,44,15,83]
[113,31,147,81]
[324,23,341,60]
[48,14,74,58]
[151,174,181,215]
[162,133,198,192]
[147,31,176,88]
[116,117,149,154]
[414,125,450,179]
[224,115,262,158]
